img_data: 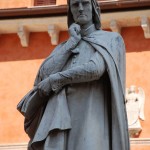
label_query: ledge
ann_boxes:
[130,138,150,145]
[0,9,149,46]
[0,143,27,150]
[0,1,150,19]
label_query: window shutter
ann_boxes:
[34,0,56,6]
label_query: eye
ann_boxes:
[72,2,79,7]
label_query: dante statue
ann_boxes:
[17,0,130,149]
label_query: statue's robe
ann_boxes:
[18,30,130,150]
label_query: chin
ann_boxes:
[77,19,89,25]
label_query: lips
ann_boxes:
[78,14,86,17]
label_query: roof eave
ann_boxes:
[0,1,150,19]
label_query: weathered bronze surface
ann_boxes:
[17,0,130,149]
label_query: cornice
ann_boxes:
[0,1,150,19]
[0,9,149,46]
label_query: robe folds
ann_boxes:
[18,30,130,150]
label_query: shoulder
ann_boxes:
[92,29,122,41]
[90,30,125,50]
[96,30,125,50]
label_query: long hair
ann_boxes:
[67,0,101,29]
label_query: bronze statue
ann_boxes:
[17,0,130,149]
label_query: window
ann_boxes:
[34,0,56,6]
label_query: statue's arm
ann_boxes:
[49,51,106,93]
[48,23,82,74]
[33,43,70,86]
[113,33,126,94]
[34,23,81,86]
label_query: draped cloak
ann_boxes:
[18,30,130,150]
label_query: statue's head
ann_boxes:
[67,0,101,29]
[129,85,136,93]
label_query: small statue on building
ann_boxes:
[126,85,145,137]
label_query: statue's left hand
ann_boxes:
[37,77,52,97]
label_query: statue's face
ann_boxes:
[70,0,93,25]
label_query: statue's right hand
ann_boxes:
[68,23,81,48]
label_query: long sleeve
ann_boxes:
[34,38,81,86]
[49,52,106,93]
[50,37,80,72]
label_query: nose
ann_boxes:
[79,3,83,13]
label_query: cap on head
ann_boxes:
[67,0,101,29]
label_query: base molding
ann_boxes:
[0,143,27,150]
[0,139,150,149]
[130,138,150,145]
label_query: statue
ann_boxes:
[17,0,130,149]
[126,85,145,137]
